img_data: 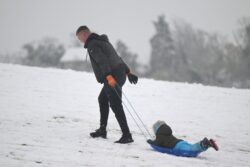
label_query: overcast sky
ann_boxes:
[0,0,250,63]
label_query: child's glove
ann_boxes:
[147,139,154,144]
[106,75,117,88]
[127,73,138,84]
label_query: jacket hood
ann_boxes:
[153,120,166,134]
[153,121,173,136]
[84,33,109,48]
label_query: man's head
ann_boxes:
[76,25,91,44]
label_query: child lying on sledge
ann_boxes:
[147,120,219,156]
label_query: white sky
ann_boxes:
[0,0,250,63]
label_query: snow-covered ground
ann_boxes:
[0,63,250,167]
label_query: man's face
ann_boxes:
[77,31,89,44]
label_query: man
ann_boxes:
[76,26,138,144]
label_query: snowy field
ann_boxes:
[0,63,250,167]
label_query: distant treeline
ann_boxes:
[1,15,249,89]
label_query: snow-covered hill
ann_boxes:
[1,63,250,167]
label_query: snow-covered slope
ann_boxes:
[0,63,250,167]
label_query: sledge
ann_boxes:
[148,143,201,157]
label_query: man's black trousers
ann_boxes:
[98,68,130,135]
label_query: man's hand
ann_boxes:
[127,73,138,84]
[106,75,117,88]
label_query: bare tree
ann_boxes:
[149,15,177,80]
[23,37,65,67]
[116,40,139,74]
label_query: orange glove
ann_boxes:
[106,75,117,88]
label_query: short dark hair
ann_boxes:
[76,25,90,35]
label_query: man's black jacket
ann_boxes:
[84,33,130,83]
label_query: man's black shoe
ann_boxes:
[115,133,134,144]
[90,128,107,138]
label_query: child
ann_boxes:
[147,120,219,156]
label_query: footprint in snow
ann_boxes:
[238,148,250,153]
